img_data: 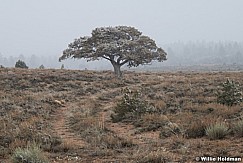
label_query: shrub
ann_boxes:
[15,60,28,69]
[111,88,154,122]
[11,142,49,163]
[132,149,170,163]
[159,122,181,138]
[39,65,45,69]
[185,120,206,138]
[134,114,169,132]
[205,122,229,140]
[232,120,243,137]
[217,79,242,106]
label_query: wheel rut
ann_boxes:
[52,105,87,148]
[91,83,151,146]
[51,82,151,158]
[100,103,151,145]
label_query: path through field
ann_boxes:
[52,105,87,149]
[51,81,160,162]
[86,83,157,145]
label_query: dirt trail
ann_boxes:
[74,83,149,145]
[101,104,138,140]
[52,105,87,148]
[100,102,160,146]
[51,82,154,152]
[96,89,155,146]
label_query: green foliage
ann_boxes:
[11,142,49,163]
[111,88,154,122]
[205,122,229,140]
[59,26,167,77]
[232,120,243,137]
[15,60,28,69]
[217,79,242,106]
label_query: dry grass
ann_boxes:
[0,68,243,162]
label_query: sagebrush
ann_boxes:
[11,142,49,163]
[217,79,242,106]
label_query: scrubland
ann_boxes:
[0,68,243,162]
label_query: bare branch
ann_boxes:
[120,59,129,66]
[102,56,111,61]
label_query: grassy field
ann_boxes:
[0,68,243,162]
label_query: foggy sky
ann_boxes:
[1,0,243,57]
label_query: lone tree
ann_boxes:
[59,26,167,77]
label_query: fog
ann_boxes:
[0,0,243,69]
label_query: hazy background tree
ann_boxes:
[15,60,28,69]
[39,64,45,69]
[59,26,167,77]
[29,54,39,68]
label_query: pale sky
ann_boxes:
[1,0,243,57]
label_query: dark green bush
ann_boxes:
[217,79,242,106]
[111,88,154,122]
[15,60,28,69]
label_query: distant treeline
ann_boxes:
[0,41,243,69]
[163,41,243,66]
[0,54,112,70]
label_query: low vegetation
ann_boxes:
[232,120,243,137]
[217,78,242,106]
[205,122,229,140]
[11,142,49,163]
[0,68,242,162]
[111,88,154,122]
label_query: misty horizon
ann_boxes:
[1,0,243,58]
[1,40,243,71]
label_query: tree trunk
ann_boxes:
[111,62,122,78]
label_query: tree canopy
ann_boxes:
[59,26,167,77]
